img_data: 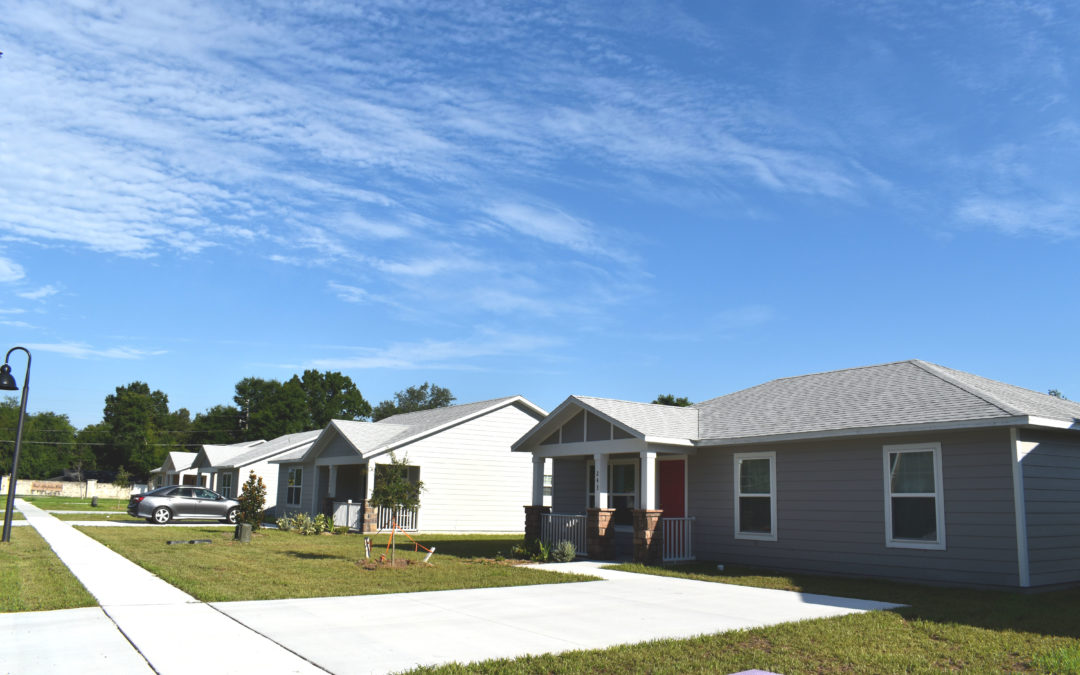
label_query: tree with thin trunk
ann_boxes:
[369,453,424,564]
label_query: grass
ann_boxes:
[411,562,1080,674]
[0,527,96,612]
[79,528,596,602]
[52,512,147,522]
[22,495,128,511]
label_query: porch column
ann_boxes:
[364,462,377,501]
[531,456,545,506]
[594,452,609,509]
[327,465,338,499]
[640,450,657,510]
[361,463,378,533]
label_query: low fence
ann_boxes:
[541,512,588,557]
[0,476,143,500]
[377,506,418,531]
[662,516,695,562]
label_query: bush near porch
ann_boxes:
[78,528,596,602]
[410,562,1080,674]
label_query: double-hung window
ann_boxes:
[883,443,945,550]
[286,467,303,506]
[734,452,777,541]
[219,472,233,499]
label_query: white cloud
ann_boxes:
[17,284,59,300]
[956,196,1078,238]
[0,256,25,282]
[309,330,563,370]
[0,320,34,329]
[484,203,633,263]
[25,342,167,360]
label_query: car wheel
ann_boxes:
[152,506,172,524]
[224,507,240,524]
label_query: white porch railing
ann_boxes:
[662,516,695,562]
[541,513,587,557]
[332,501,363,530]
[377,506,418,531]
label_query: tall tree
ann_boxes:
[299,369,371,427]
[0,399,78,478]
[234,376,309,440]
[189,405,245,445]
[102,382,173,478]
[372,382,455,421]
[652,394,692,407]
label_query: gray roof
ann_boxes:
[693,360,1080,441]
[573,396,699,439]
[214,430,321,468]
[163,452,197,472]
[297,396,545,462]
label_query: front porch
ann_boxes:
[316,462,421,533]
[524,448,696,564]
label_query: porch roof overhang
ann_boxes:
[528,437,695,458]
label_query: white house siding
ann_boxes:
[1020,429,1080,586]
[689,428,1022,588]
[232,459,284,516]
[373,403,540,532]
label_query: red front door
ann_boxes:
[658,460,685,518]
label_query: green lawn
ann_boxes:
[411,562,1080,674]
[52,512,147,522]
[79,528,596,602]
[22,495,128,511]
[0,527,96,612]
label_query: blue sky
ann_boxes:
[1,1,1078,429]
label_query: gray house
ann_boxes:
[514,360,1080,589]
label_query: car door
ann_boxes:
[193,488,224,518]
[171,487,199,518]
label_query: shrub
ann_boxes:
[313,513,333,534]
[237,471,267,530]
[275,514,294,531]
[550,540,576,562]
[510,537,550,562]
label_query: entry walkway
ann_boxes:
[8,499,901,674]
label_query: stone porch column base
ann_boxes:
[587,507,616,559]
[633,509,664,564]
[524,504,550,542]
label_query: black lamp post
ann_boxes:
[1,347,31,543]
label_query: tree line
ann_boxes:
[0,372,454,482]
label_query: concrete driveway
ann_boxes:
[8,499,900,674]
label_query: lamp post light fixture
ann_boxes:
[1,347,31,543]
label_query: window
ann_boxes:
[286,467,303,506]
[586,459,637,525]
[220,472,233,499]
[734,452,776,541]
[883,443,945,550]
[543,473,553,498]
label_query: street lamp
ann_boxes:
[1,347,31,543]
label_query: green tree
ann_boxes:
[1048,389,1068,400]
[189,405,245,445]
[114,465,131,486]
[652,394,692,407]
[75,422,109,479]
[237,470,267,529]
[372,382,455,421]
[0,399,78,478]
[234,377,309,441]
[370,453,424,563]
[102,382,172,478]
[299,369,371,427]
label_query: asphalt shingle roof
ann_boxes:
[573,396,699,439]
[692,360,1080,441]
[215,430,322,468]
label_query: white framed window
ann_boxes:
[883,443,946,550]
[286,467,303,506]
[220,472,233,499]
[586,459,638,526]
[734,451,777,541]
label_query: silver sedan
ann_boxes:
[128,486,241,524]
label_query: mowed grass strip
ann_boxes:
[412,563,1080,674]
[53,512,149,522]
[0,527,96,612]
[79,528,596,602]
[22,496,128,511]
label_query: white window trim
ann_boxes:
[220,472,233,499]
[883,442,946,551]
[734,451,777,542]
[286,467,303,507]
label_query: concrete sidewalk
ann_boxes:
[10,499,325,675]
[8,499,901,674]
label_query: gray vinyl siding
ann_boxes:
[1019,429,1080,586]
[552,457,587,514]
[319,435,360,459]
[689,428,1021,588]
[275,463,313,516]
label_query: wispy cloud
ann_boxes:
[956,196,1078,238]
[0,320,34,329]
[309,330,564,370]
[0,255,24,282]
[17,284,59,300]
[25,342,168,360]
